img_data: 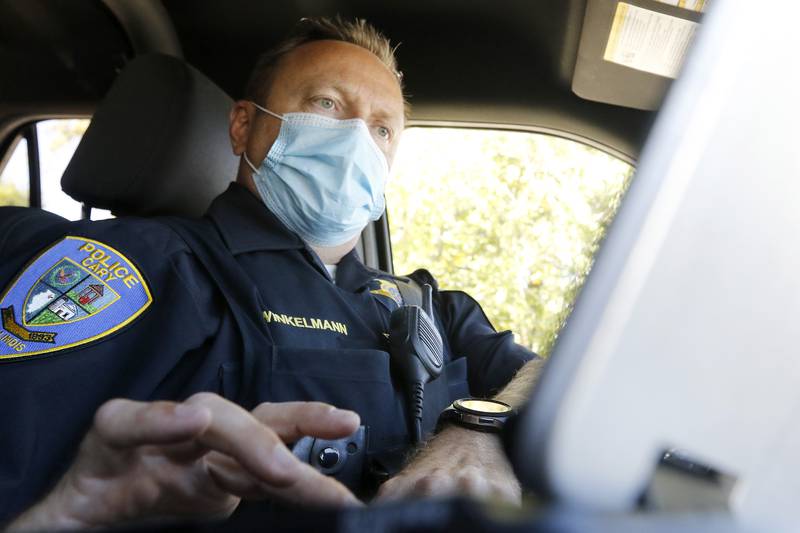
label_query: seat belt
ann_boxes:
[394,268,443,312]
[393,276,423,308]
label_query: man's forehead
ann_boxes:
[279,39,396,77]
[271,40,404,116]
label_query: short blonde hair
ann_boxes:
[244,16,406,113]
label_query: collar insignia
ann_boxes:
[369,278,404,308]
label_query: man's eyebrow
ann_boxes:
[297,80,346,94]
[370,108,401,123]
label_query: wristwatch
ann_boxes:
[437,398,514,433]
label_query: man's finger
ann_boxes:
[184,393,309,488]
[375,476,411,502]
[205,453,269,499]
[455,469,492,499]
[489,481,522,504]
[260,461,363,507]
[376,471,458,502]
[206,450,362,507]
[159,439,210,463]
[412,473,456,498]
[251,401,360,442]
[93,398,212,448]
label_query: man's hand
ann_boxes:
[7,393,361,531]
[376,359,547,505]
[375,426,520,504]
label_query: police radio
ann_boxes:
[388,283,444,444]
[291,283,444,490]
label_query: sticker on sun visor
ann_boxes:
[652,0,707,13]
[0,236,152,359]
[604,3,700,79]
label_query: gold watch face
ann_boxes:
[455,398,512,415]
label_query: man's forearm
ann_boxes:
[397,357,546,459]
[375,358,547,503]
[492,357,547,408]
[375,357,548,502]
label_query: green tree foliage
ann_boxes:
[46,119,90,151]
[1,119,90,209]
[0,137,29,206]
[0,183,26,206]
[387,128,633,357]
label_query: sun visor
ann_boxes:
[572,0,704,110]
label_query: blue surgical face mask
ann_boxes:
[243,103,389,247]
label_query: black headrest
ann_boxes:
[62,54,237,217]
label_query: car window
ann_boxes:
[386,127,634,356]
[0,119,112,220]
[0,137,29,206]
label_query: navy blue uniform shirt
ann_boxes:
[0,183,535,521]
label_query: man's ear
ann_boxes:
[229,101,253,156]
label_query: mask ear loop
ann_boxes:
[250,101,284,120]
[242,153,260,174]
[243,101,285,173]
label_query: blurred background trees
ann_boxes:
[387,128,633,357]
[0,119,91,218]
[0,182,26,206]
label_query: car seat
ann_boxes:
[61,53,237,217]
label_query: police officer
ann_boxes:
[0,17,538,530]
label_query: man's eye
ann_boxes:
[316,98,335,110]
[376,126,391,140]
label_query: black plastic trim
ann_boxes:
[23,124,41,208]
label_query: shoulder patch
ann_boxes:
[0,236,152,359]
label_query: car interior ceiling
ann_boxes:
[0,0,664,165]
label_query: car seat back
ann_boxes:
[62,54,237,217]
